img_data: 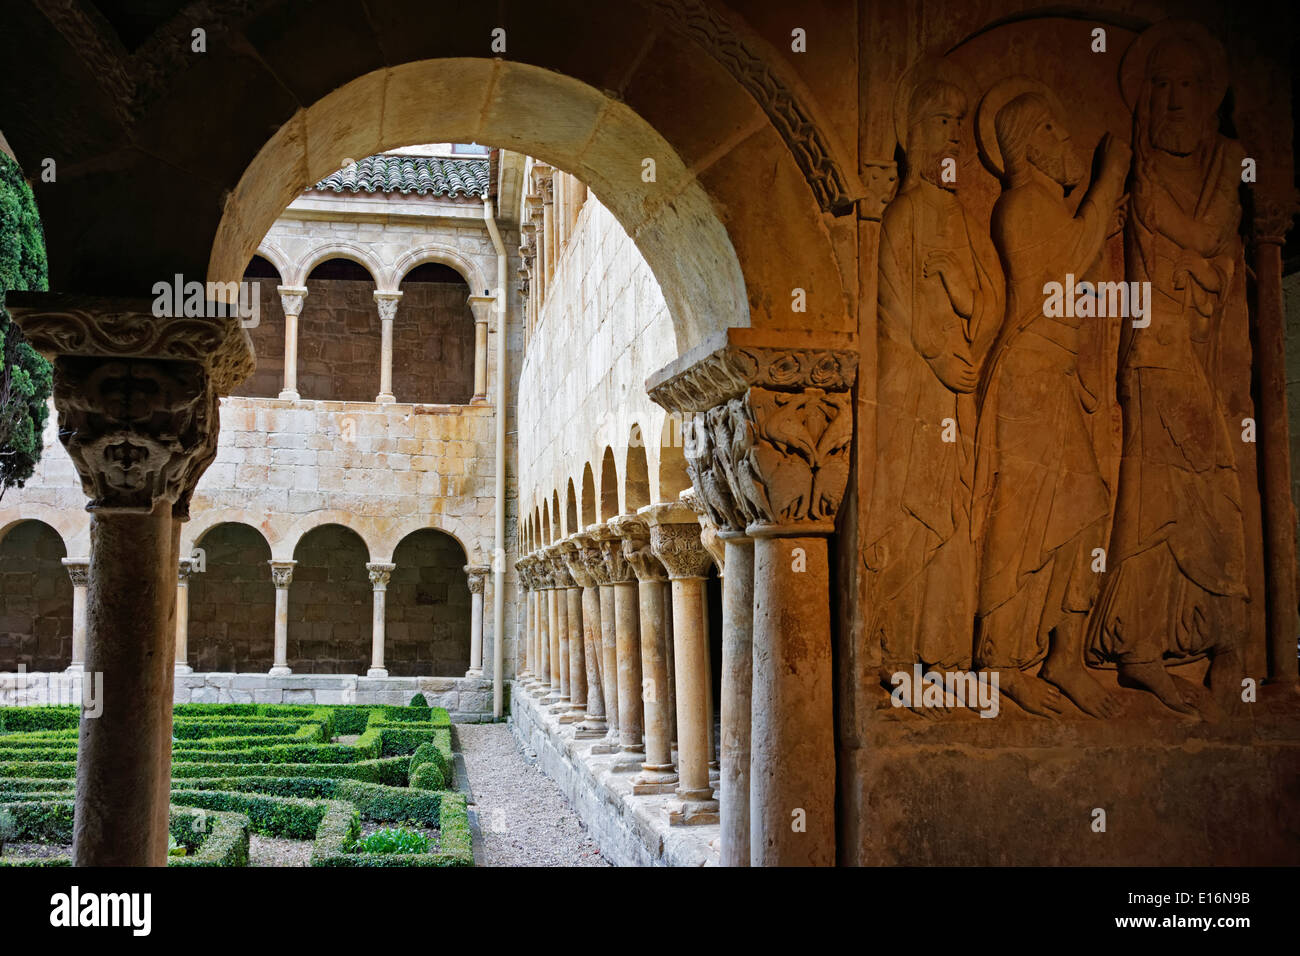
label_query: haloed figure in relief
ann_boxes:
[1088,23,1249,716]
[971,78,1130,718]
[865,63,1003,686]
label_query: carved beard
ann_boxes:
[1026,140,1085,189]
[1151,113,1208,156]
[917,147,960,192]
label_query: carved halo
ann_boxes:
[1119,18,1227,114]
[975,75,1070,179]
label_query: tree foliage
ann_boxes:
[0,151,52,498]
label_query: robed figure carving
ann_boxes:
[1088,22,1249,716]
[865,61,1003,680]
[971,78,1129,718]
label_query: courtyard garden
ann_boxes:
[0,702,471,867]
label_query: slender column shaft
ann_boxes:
[556,584,570,703]
[174,560,193,674]
[366,563,394,677]
[599,584,618,739]
[277,286,305,401]
[577,583,607,734]
[636,577,674,772]
[750,535,834,866]
[538,585,552,694]
[670,577,712,799]
[62,559,88,672]
[473,318,489,400]
[614,580,644,755]
[374,292,401,403]
[664,579,676,743]
[720,535,755,866]
[548,588,561,695]
[465,565,489,677]
[74,504,177,866]
[268,561,295,676]
[566,586,586,709]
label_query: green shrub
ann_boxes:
[408,743,449,790]
[355,827,429,855]
[409,693,428,707]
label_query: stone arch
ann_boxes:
[565,478,578,539]
[187,522,275,673]
[389,527,471,677]
[253,242,291,283]
[0,506,88,558]
[658,414,691,502]
[626,424,650,512]
[551,491,562,543]
[388,243,488,297]
[184,509,273,560]
[288,240,385,290]
[600,447,619,521]
[0,518,72,671]
[581,463,597,529]
[275,510,375,562]
[374,516,480,566]
[289,523,373,675]
[542,499,552,547]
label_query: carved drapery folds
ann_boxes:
[649,330,858,538]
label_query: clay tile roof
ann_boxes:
[310,154,489,197]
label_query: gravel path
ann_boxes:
[455,723,609,867]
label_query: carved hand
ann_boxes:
[930,349,977,393]
[923,249,975,318]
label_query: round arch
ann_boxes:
[378,516,480,566]
[275,510,376,563]
[0,507,87,557]
[288,240,386,290]
[183,510,273,559]
[389,243,487,295]
[253,242,291,283]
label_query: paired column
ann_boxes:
[174,558,194,675]
[10,291,252,866]
[558,539,588,723]
[464,564,489,677]
[647,332,856,865]
[543,547,565,704]
[366,562,395,677]
[467,295,495,405]
[534,556,553,697]
[61,558,89,673]
[268,560,295,676]
[572,533,608,738]
[514,557,534,683]
[277,286,306,401]
[646,503,717,825]
[589,523,621,753]
[374,291,402,404]
[622,513,678,794]
[602,517,646,769]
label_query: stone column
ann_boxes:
[647,331,856,865]
[525,194,545,307]
[514,557,534,683]
[61,558,89,673]
[545,554,563,703]
[467,295,495,405]
[174,558,195,675]
[605,516,647,769]
[572,534,608,737]
[535,556,553,697]
[464,564,489,677]
[646,503,717,824]
[623,512,678,793]
[547,547,573,712]
[276,286,307,401]
[559,538,589,723]
[589,523,621,753]
[9,292,252,866]
[1254,200,1300,687]
[268,560,295,676]
[373,291,402,404]
[366,562,395,677]
[539,168,556,289]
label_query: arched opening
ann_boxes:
[626,425,650,512]
[542,500,551,548]
[298,257,381,403]
[659,416,691,502]
[600,447,619,520]
[0,520,70,671]
[289,524,372,675]
[231,254,285,400]
[188,522,275,672]
[565,479,578,539]
[395,261,474,404]
[551,491,561,543]
[581,463,596,529]
[388,528,471,677]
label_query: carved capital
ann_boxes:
[1254,192,1300,245]
[544,546,576,588]
[177,558,194,586]
[617,513,667,582]
[53,355,219,517]
[644,502,713,580]
[858,159,900,221]
[680,489,725,572]
[373,291,402,323]
[277,285,307,318]
[560,535,597,588]
[61,558,89,588]
[464,564,490,594]
[591,521,636,584]
[366,562,395,590]
[269,560,296,589]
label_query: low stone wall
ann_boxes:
[0,671,499,722]
[509,681,718,867]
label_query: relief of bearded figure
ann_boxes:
[864,61,1004,684]
[1087,22,1250,717]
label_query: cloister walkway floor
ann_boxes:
[456,723,609,867]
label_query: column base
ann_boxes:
[574,719,607,738]
[465,668,484,678]
[174,664,193,676]
[65,663,84,674]
[366,667,389,678]
[666,793,720,827]
[469,394,490,405]
[277,389,300,401]
[610,747,648,772]
[376,393,396,404]
[268,666,292,677]
[589,740,620,755]
[633,766,680,795]
[558,707,586,724]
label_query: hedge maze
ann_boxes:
[0,703,471,867]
